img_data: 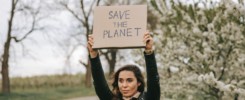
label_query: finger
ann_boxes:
[144,32,150,38]
[145,36,153,43]
[87,42,92,51]
[89,40,94,45]
[88,34,94,40]
[88,36,93,40]
[88,37,94,42]
[146,37,152,42]
[88,39,94,46]
[143,37,150,43]
[143,35,151,42]
[88,35,92,38]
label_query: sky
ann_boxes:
[0,0,87,77]
[0,0,138,77]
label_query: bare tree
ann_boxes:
[58,0,101,87]
[1,0,44,94]
[99,49,118,77]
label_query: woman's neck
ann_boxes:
[122,91,141,100]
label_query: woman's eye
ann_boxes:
[127,79,133,82]
[119,79,123,83]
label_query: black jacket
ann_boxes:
[90,52,160,100]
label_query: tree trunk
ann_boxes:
[1,27,12,94]
[109,49,117,76]
[85,55,92,87]
[1,0,15,94]
[109,62,115,76]
[1,68,10,94]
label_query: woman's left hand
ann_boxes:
[143,31,153,51]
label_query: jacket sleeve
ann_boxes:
[90,55,113,100]
[144,52,160,100]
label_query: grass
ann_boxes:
[0,74,96,100]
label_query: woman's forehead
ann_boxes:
[118,70,136,78]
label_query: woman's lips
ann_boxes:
[122,90,129,93]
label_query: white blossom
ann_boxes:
[149,0,245,99]
[169,66,179,73]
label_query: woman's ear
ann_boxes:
[137,82,141,87]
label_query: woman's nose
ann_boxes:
[122,82,128,87]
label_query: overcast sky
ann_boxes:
[0,0,87,77]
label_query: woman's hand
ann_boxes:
[143,31,153,51]
[87,35,98,58]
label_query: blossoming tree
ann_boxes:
[150,0,245,99]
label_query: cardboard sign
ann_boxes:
[92,5,147,49]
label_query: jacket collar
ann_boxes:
[122,91,141,100]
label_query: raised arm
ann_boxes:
[143,32,160,100]
[88,35,113,100]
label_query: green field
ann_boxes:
[0,74,95,100]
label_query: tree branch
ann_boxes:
[234,93,239,100]
[60,2,86,25]
[87,0,95,17]
[11,21,34,42]
[100,50,111,62]
[67,43,81,59]
[0,55,2,62]
[11,8,40,43]
[79,60,87,68]
[14,0,19,7]
[80,0,87,20]
[96,0,100,6]
[218,45,233,80]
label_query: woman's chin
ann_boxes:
[122,93,132,97]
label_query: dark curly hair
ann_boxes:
[112,64,145,99]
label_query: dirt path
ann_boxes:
[65,96,99,100]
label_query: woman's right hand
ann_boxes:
[87,35,98,58]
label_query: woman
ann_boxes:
[87,32,160,100]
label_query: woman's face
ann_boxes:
[118,70,141,97]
